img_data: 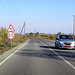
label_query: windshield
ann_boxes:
[59,35,73,39]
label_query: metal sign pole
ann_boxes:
[10,39,12,47]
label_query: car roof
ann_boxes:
[58,34,71,36]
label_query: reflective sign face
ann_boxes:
[7,32,14,39]
[7,24,15,32]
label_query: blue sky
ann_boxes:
[0,0,75,34]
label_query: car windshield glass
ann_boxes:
[59,35,73,39]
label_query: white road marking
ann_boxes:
[0,39,30,66]
[38,39,75,70]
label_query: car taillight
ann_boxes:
[66,45,71,47]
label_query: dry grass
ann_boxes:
[0,34,28,54]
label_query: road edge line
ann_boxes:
[0,39,30,66]
[38,39,75,70]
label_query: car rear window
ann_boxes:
[59,35,73,39]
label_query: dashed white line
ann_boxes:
[38,39,75,70]
[0,39,30,66]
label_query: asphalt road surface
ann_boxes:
[0,38,75,75]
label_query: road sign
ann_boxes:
[7,24,15,39]
[7,32,14,39]
[7,24,15,32]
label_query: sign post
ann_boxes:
[7,24,15,47]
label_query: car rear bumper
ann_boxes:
[59,45,75,49]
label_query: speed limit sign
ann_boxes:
[7,32,14,39]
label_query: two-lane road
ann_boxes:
[0,38,75,75]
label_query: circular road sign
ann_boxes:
[7,32,14,39]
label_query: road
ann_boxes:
[0,38,75,75]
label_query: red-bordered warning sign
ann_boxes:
[7,24,15,33]
[7,24,15,39]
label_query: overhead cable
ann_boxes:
[6,0,19,18]
[0,0,16,18]
[12,0,22,19]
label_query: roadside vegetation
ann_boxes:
[0,27,75,54]
[28,32,75,40]
[0,27,28,54]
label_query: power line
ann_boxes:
[27,16,72,24]
[0,0,16,18]
[6,0,19,18]
[12,0,22,19]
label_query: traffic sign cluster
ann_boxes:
[7,24,15,39]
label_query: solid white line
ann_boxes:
[38,39,75,70]
[0,39,30,66]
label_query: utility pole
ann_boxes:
[20,22,26,35]
[35,29,36,33]
[73,15,75,35]
[35,29,36,38]
[18,27,20,34]
[24,22,26,35]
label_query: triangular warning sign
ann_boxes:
[7,24,15,32]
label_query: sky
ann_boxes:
[0,0,75,34]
